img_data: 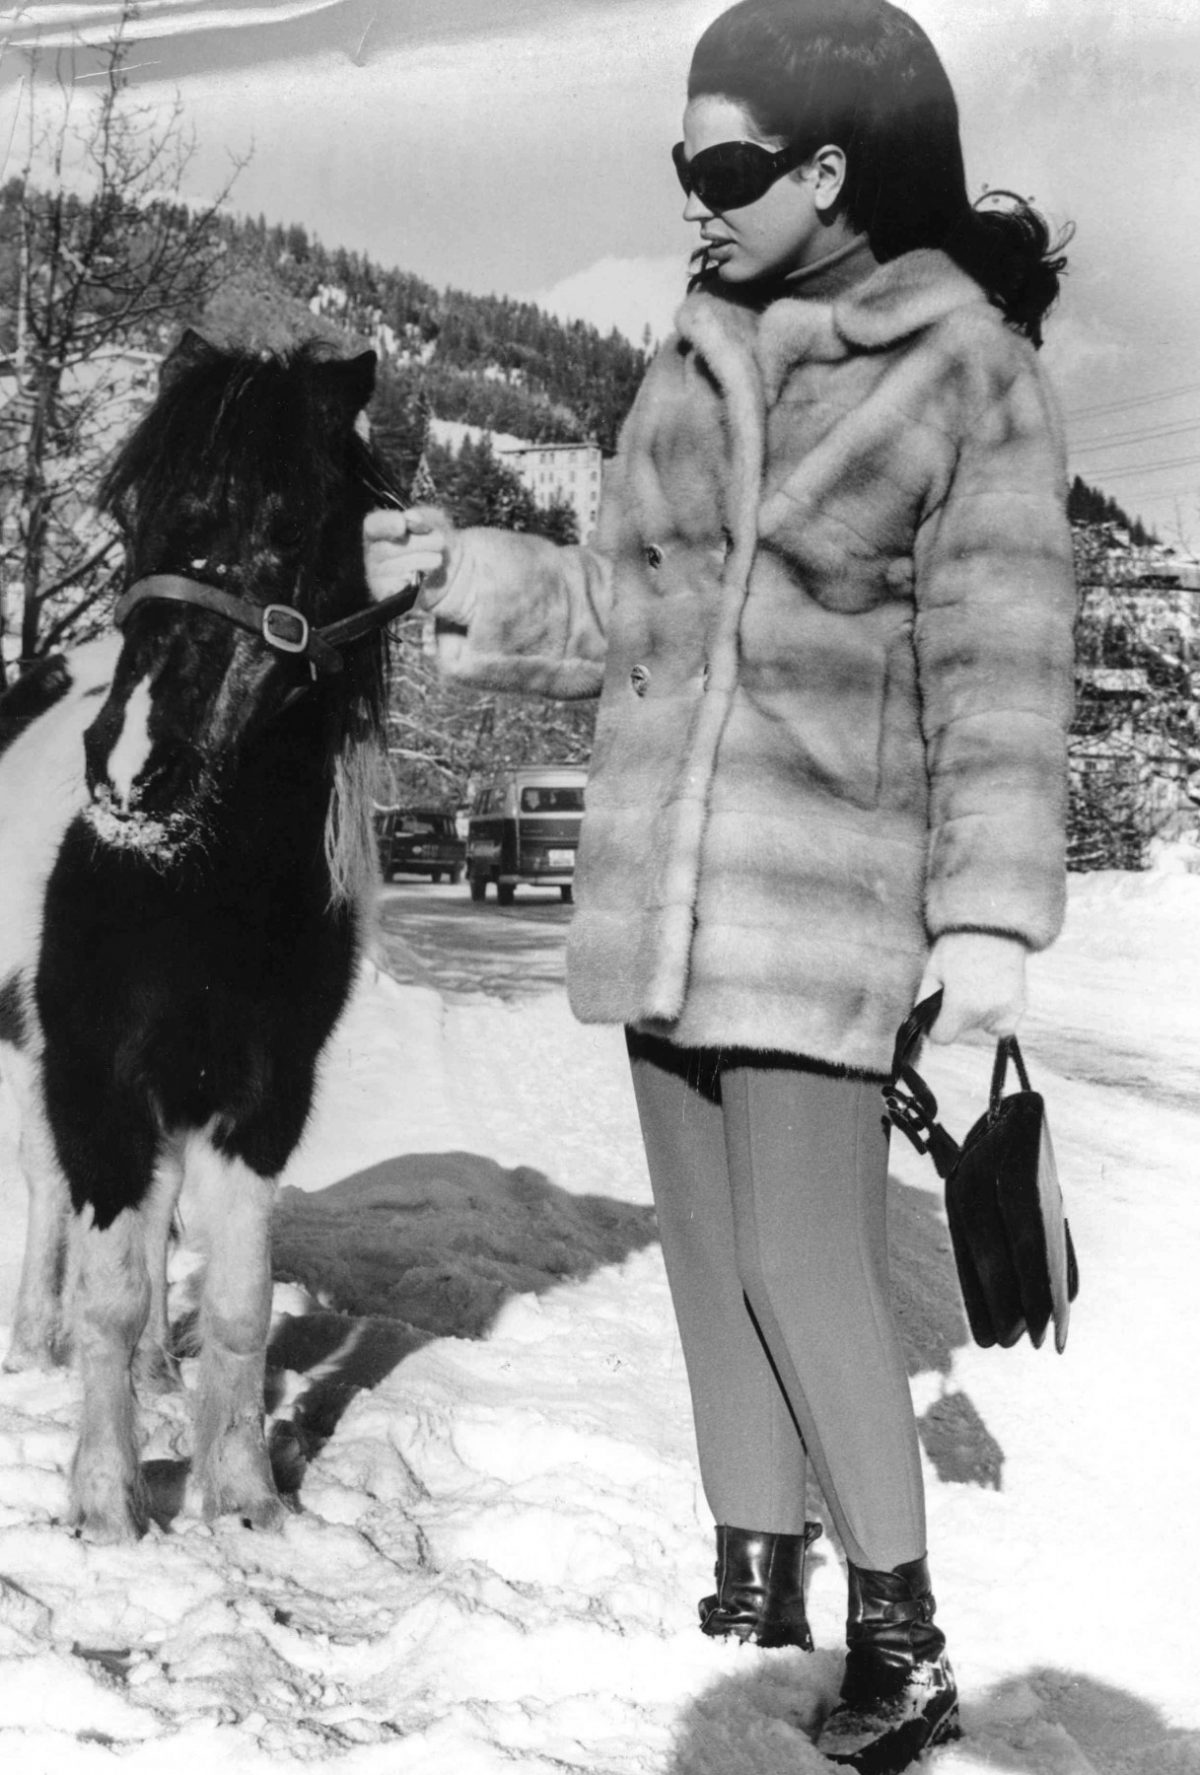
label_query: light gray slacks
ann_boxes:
[626,1029,925,1574]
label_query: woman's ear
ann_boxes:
[807,143,848,214]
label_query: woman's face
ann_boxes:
[679,94,841,285]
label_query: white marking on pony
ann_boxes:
[106,674,154,807]
[0,637,117,993]
[134,1144,186,1394]
[67,1201,153,1542]
[1,1043,70,1373]
[184,1134,285,1526]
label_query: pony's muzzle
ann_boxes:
[83,685,194,823]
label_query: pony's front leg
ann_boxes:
[3,1050,71,1373]
[68,1205,151,1542]
[188,1138,284,1528]
[133,1147,184,1395]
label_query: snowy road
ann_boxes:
[375,877,575,1001]
[1,870,1199,1773]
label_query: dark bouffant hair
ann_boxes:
[688,0,1070,344]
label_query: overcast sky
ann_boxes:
[2,0,1198,542]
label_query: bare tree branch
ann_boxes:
[34,536,120,608]
[40,574,120,652]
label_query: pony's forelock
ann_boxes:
[99,341,405,605]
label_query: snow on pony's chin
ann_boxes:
[84,785,195,861]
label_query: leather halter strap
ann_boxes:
[113,573,421,679]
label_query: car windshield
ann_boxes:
[401,815,450,835]
[520,787,584,813]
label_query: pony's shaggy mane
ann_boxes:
[327,727,386,911]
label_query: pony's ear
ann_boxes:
[318,350,378,422]
[160,328,218,390]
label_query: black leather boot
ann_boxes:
[815,1555,960,1773]
[698,1521,823,1650]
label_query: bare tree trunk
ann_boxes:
[19,371,54,670]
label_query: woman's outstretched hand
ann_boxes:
[363,507,455,605]
[918,931,1028,1044]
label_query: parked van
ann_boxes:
[466,764,587,904]
[374,806,466,883]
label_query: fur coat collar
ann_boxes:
[674,246,991,400]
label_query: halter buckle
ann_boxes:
[262,604,310,655]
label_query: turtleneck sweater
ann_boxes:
[690,230,880,310]
[772,232,880,301]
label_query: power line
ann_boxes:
[1066,380,1200,421]
[1080,451,1200,482]
[1071,418,1200,453]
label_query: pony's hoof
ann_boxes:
[241,1492,291,1532]
[4,1328,66,1374]
[69,1494,149,1544]
[69,1458,149,1543]
[204,1484,289,1531]
[71,1514,145,1546]
[196,1422,288,1528]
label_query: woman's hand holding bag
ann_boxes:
[917,930,1028,1044]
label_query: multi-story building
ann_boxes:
[427,420,605,544]
[496,440,604,544]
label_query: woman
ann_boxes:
[365,3,1076,1767]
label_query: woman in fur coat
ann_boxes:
[366,3,1076,1767]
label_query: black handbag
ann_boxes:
[884,991,1079,1353]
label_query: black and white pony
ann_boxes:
[0,332,413,1542]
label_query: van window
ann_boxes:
[520,786,585,813]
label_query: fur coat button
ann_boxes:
[630,664,650,697]
[643,544,664,569]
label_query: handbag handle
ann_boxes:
[889,988,942,1077]
[989,1034,1032,1112]
[884,990,961,1179]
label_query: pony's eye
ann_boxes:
[269,519,306,553]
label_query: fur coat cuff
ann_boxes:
[431,526,610,700]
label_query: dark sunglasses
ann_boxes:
[671,138,804,212]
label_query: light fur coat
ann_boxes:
[430,246,1076,1073]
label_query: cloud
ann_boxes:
[1042,312,1130,405]
[532,254,691,349]
[0,0,342,50]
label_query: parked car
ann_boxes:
[374,806,466,883]
[466,764,587,904]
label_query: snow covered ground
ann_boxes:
[1,867,1198,1775]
